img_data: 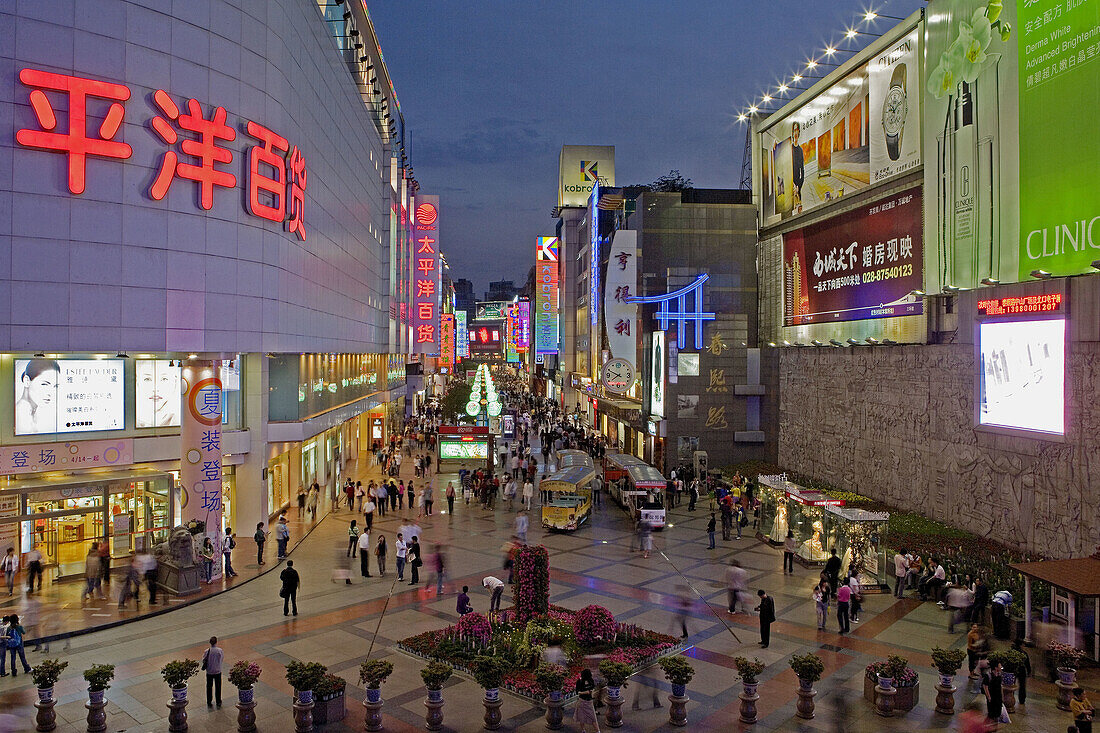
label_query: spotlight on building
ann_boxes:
[811,339,825,346]
[980,277,1000,286]
[1030,269,1052,279]
[942,284,962,294]
[1092,260,1100,270]
[782,340,792,347]
[34,352,45,358]
[908,289,926,299]
[116,352,129,358]
[865,337,880,345]
[882,339,897,346]
[830,339,844,347]
[846,338,860,346]
[767,342,777,347]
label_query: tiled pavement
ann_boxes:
[0,451,1091,731]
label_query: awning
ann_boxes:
[1010,557,1100,597]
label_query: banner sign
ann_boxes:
[535,236,560,355]
[650,331,665,418]
[783,186,924,325]
[759,25,921,227]
[181,362,222,549]
[411,195,441,354]
[515,300,531,349]
[0,438,134,477]
[15,358,124,436]
[604,230,638,363]
[440,314,455,369]
[455,310,469,358]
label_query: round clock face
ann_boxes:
[602,359,635,394]
[882,88,906,136]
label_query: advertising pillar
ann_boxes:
[181,361,223,567]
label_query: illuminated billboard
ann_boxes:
[455,310,469,358]
[758,25,921,228]
[978,318,1064,435]
[440,314,455,369]
[535,236,560,355]
[15,358,124,435]
[559,145,615,208]
[136,359,181,428]
[515,299,531,349]
[439,436,490,460]
[411,195,440,354]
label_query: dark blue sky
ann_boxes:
[370,1,924,293]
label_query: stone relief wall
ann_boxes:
[778,344,1100,557]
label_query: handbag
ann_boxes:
[201,651,208,671]
[279,587,287,598]
[999,704,1010,724]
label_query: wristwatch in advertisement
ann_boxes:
[881,62,907,161]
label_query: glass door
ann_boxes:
[26,492,106,578]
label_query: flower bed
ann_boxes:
[399,604,683,702]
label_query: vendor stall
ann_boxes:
[822,506,890,591]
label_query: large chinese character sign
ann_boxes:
[411,195,441,354]
[181,362,223,563]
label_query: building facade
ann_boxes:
[0,0,416,579]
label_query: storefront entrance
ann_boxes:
[2,468,173,581]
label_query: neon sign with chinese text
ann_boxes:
[411,195,441,354]
[977,293,1063,317]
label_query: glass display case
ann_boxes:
[756,475,788,544]
[822,506,890,589]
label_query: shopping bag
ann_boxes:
[999,704,1010,724]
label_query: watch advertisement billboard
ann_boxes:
[15,358,124,435]
[924,0,1100,288]
[758,23,922,228]
[559,145,615,208]
[535,236,560,355]
[783,187,924,326]
[135,360,181,428]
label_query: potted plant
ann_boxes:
[864,655,919,713]
[598,660,632,728]
[735,657,765,724]
[32,658,68,732]
[536,663,567,730]
[658,656,694,727]
[420,661,453,732]
[930,646,965,716]
[228,660,262,703]
[161,659,200,701]
[312,673,346,725]
[285,661,327,704]
[83,664,115,732]
[473,656,509,730]
[1049,640,1084,684]
[359,659,394,703]
[789,653,823,720]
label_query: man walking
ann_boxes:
[280,560,300,616]
[222,528,238,578]
[754,589,775,648]
[254,522,267,566]
[358,528,372,578]
[202,636,223,707]
[706,513,716,550]
[276,517,290,560]
[726,560,748,614]
[25,544,43,594]
[824,549,841,599]
[138,550,159,605]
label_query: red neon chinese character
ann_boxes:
[16,68,132,195]
[614,319,631,335]
[416,236,436,254]
[415,279,435,297]
[287,145,307,240]
[149,91,236,210]
[417,258,436,274]
[417,302,434,320]
[416,325,435,343]
[245,120,288,222]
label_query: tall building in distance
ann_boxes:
[453,278,476,317]
[486,280,520,303]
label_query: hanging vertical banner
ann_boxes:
[515,299,531,349]
[440,314,455,369]
[412,195,441,354]
[455,310,469,358]
[505,304,520,363]
[535,236,560,356]
[181,361,223,561]
[604,230,637,365]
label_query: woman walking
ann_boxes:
[573,668,601,733]
[307,484,319,522]
[375,535,388,577]
[200,538,216,584]
[813,580,829,630]
[347,520,360,557]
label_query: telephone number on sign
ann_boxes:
[861,263,914,283]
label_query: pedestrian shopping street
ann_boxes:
[0,449,1090,732]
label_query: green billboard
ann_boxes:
[923,0,1100,289]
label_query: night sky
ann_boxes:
[370,1,925,293]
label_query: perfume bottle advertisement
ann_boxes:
[1016,0,1100,280]
[923,0,1021,291]
[869,28,923,181]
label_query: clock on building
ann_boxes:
[601,358,636,394]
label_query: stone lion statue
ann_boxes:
[154,526,197,567]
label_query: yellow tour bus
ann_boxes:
[540,465,596,531]
[556,449,594,471]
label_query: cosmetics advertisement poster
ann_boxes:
[1016,0,1100,280]
[782,187,924,326]
[868,28,922,182]
[922,0,1020,291]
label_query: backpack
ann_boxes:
[229,536,236,549]
[7,626,21,649]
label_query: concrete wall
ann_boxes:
[1,0,391,353]
[778,278,1100,557]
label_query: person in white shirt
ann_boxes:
[25,545,44,594]
[222,528,238,578]
[355,482,366,513]
[893,551,909,598]
[514,511,529,544]
[395,534,408,581]
[357,529,372,579]
[483,576,505,614]
[522,480,534,511]
[2,548,18,596]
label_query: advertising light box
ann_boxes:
[15,358,124,435]
[978,318,1065,435]
[135,360,181,428]
[439,437,490,460]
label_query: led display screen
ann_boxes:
[439,438,489,460]
[135,360,181,428]
[978,318,1065,435]
[15,358,124,435]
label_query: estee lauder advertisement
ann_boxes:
[783,187,924,326]
[14,358,125,435]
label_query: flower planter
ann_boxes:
[795,678,816,719]
[292,689,314,733]
[171,686,188,702]
[312,690,345,725]
[1057,666,1077,685]
[365,686,382,703]
[236,688,257,733]
[86,689,108,733]
[739,682,760,725]
[424,688,445,731]
[863,675,918,712]
[671,683,686,697]
[483,688,502,730]
[427,687,443,703]
[34,688,56,732]
[604,685,624,728]
[934,675,957,716]
[237,687,254,704]
[544,692,565,730]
